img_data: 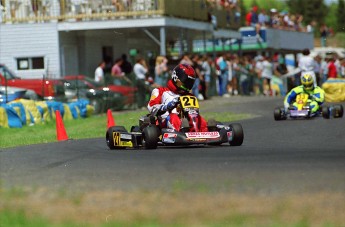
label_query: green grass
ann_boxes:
[0,111,252,149]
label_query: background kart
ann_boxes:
[274,93,343,120]
[106,95,244,149]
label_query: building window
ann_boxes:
[17,57,44,70]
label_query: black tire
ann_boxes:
[142,125,159,149]
[106,126,128,150]
[229,123,244,146]
[322,106,330,119]
[333,104,343,118]
[274,107,286,121]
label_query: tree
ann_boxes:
[287,0,327,25]
[337,0,345,32]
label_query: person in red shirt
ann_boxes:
[327,56,337,79]
[147,64,208,132]
[245,11,252,26]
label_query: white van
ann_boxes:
[310,47,345,59]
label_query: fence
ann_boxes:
[0,0,241,29]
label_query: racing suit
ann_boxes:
[284,85,325,114]
[147,80,208,132]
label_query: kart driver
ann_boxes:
[147,63,208,132]
[284,73,325,114]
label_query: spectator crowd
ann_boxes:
[96,50,345,109]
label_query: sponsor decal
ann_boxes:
[120,134,132,140]
[162,133,177,143]
[185,131,220,138]
[162,138,176,143]
[290,110,308,116]
[113,132,132,147]
[227,131,233,141]
[187,138,207,142]
[120,141,133,147]
[163,133,177,138]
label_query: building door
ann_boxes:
[61,45,79,76]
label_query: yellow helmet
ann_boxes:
[301,73,314,91]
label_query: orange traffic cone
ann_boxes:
[55,110,69,141]
[107,109,115,129]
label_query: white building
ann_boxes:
[0,0,241,79]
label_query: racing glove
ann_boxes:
[160,98,178,112]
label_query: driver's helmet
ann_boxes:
[301,73,314,91]
[171,64,196,93]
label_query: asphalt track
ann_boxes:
[1,96,345,194]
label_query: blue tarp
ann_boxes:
[0,99,94,128]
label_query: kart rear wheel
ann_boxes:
[229,123,244,146]
[322,106,330,119]
[106,126,128,150]
[333,104,343,118]
[142,125,159,149]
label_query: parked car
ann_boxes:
[62,75,137,113]
[0,64,66,101]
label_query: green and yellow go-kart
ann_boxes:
[274,93,343,120]
[106,95,244,149]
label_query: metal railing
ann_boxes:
[0,0,241,29]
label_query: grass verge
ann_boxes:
[1,187,345,227]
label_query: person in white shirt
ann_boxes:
[298,49,317,87]
[133,57,148,109]
[261,56,273,96]
[94,61,106,84]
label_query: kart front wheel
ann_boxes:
[229,123,244,146]
[106,126,128,150]
[274,107,286,120]
[142,125,159,149]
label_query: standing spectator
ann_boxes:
[230,54,240,96]
[94,61,106,85]
[258,9,267,26]
[191,55,203,100]
[180,53,193,65]
[217,53,229,96]
[334,55,342,78]
[111,58,132,85]
[120,54,133,75]
[261,56,273,96]
[327,56,337,79]
[254,55,264,95]
[154,55,169,87]
[298,48,317,87]
[313,55,322,86]
[306,20,316,33]
[238,56,250,96]
[340,58,345,78]
[201,54,211,100]
[320,24,328,47]
[133,57,149,109]
[320,57,329,85]
[245,10,252,26]
[269,8,279,28]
